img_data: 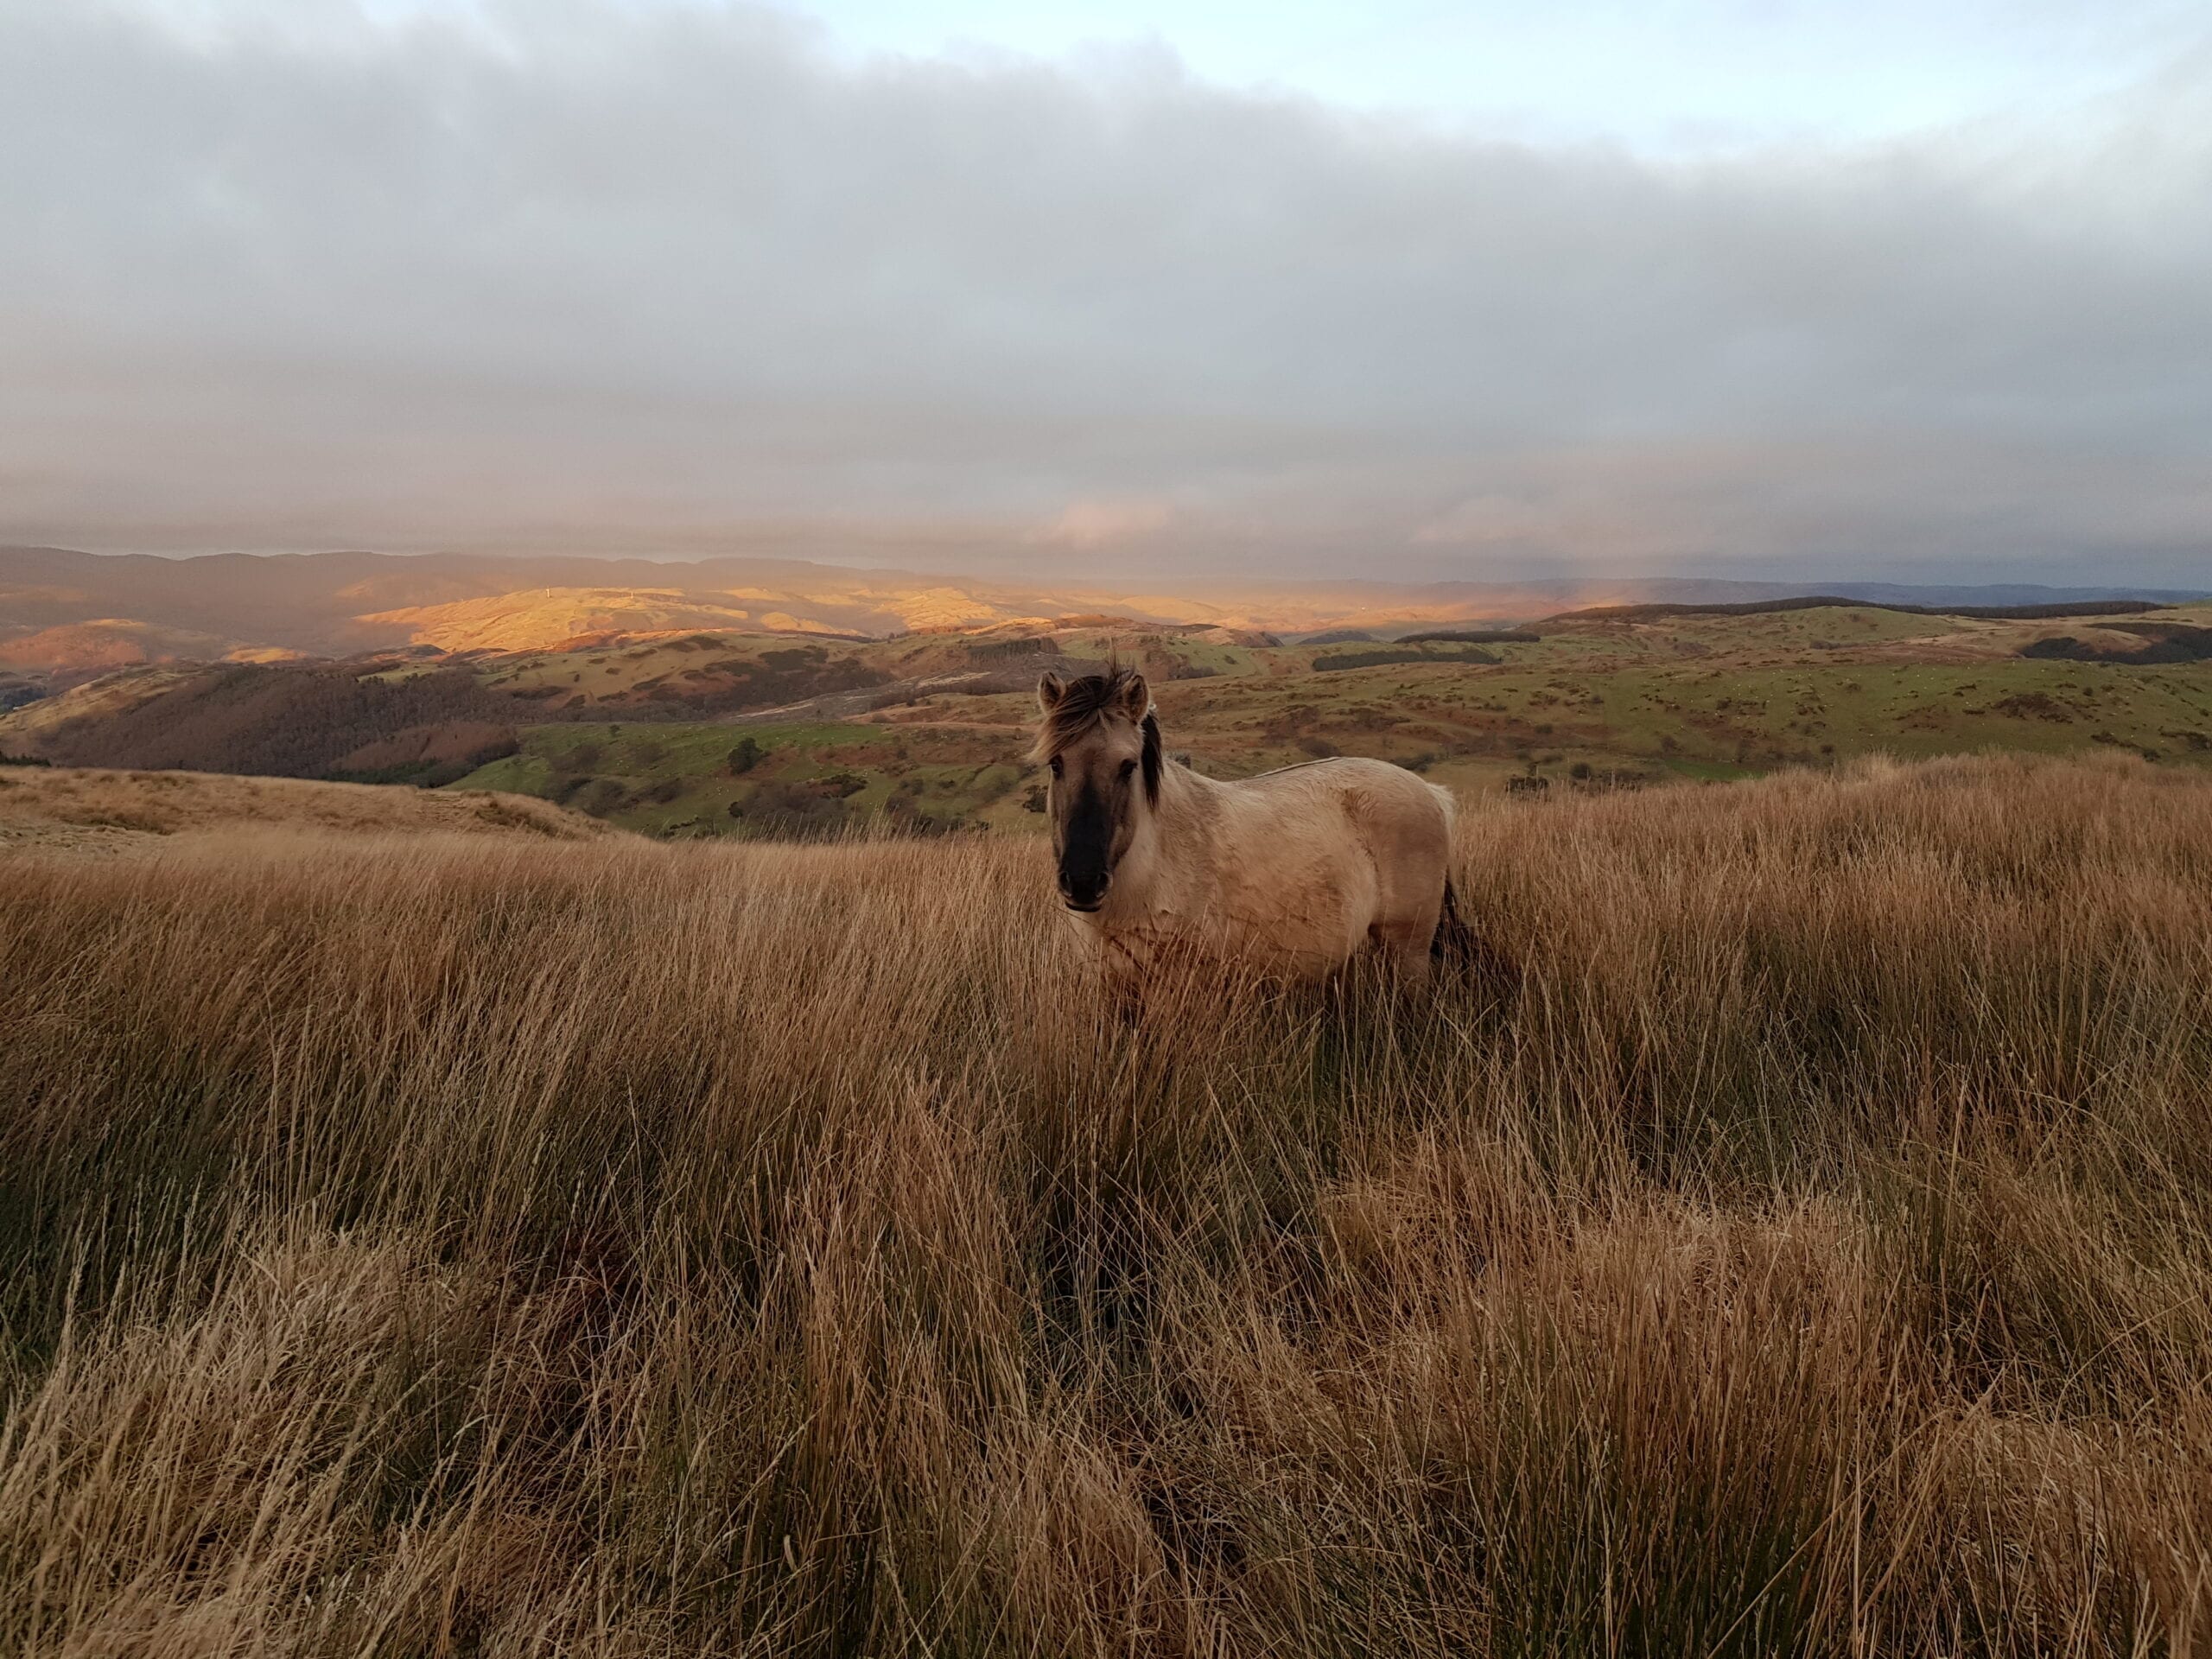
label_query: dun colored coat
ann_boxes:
[1034,667,1459,986]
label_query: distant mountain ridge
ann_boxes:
[1548,596,2170,624]
[3,545,2204,674]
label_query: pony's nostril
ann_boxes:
[1060,872,1109,909]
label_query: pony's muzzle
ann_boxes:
[1058,868,1109,912]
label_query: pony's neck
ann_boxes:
[1109,756,1219,919]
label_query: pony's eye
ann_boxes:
[1119,760,1138,779]
[1048,756,1063,778]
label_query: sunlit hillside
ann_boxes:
[4,546,1579,669]
[13,546,2200,676]
[5,752,2209,1653]
[355,588,779,652]
[0,618,278,677]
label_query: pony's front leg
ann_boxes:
[1366,917,1437,988]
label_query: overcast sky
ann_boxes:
[2,0,2208,583]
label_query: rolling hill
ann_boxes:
[438,601,2212,838]
[7,551,2209,843]
[9,544,2202,676]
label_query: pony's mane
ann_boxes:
[1033,668,1163,804]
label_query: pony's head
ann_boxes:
[1033,667,1161,912]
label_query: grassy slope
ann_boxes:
[460,718,1035,837]
[4,753,2211,1653]
[0,761,610,850]
[480,632,882,708]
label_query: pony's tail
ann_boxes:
[1432,874,1518,992]
[1431,875,1473,963]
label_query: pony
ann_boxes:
[1033,667,1463,988]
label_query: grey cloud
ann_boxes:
[1,0,2208,582]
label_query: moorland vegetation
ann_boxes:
[4,752,2210,1654]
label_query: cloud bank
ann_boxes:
[1,0,2208,582]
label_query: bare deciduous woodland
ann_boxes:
[5,753,2211,1655]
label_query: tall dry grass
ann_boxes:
[3,752,2211,1656]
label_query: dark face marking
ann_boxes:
[1035,670,1163,912]
[1049,732,1145,910]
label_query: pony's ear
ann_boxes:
[1037,671,1067,714]
[1118,672,1151,720]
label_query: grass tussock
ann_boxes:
[3,751,2211,1656]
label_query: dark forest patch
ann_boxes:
[26,664,519,780]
